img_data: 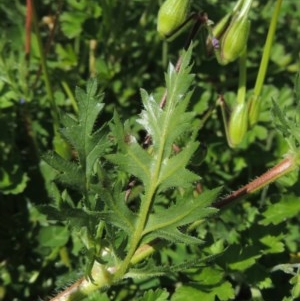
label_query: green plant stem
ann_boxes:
[61,80,78,113]
[214,154,298,208]
[253,0,282,96]
[130,239,163,265]
[248,0,282,125]
[162,40,168,68]
[113,185,157,280]
[114,127,167,280]
[237,48,247,104]
[49,262,112,301]
[218,95,230,145]
[31,0,59,129]
[115,54,182,279]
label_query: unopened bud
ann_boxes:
[228,103,248,147]
[157,0,190,39]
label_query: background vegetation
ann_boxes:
[1,0,300,300]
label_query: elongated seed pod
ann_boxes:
[228,103,248,147]
[220,16,250,65]
[208,0,253,65]
[157,0,190,38]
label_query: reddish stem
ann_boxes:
[214,155,297,209]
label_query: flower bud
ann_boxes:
[209,0,252,65]
[228,103,248,147]
[157,0,190,39]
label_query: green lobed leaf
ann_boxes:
[0,166,28,195]
[260,194,300,225]
[109,110,129,152]
[42,152,85,192]
[171,281,235,301]
[215,282,235,301]
[136,289,169,301]
[137,89,163,147]
[37,225,69,248]
[127,253,224,281]
[137,48,194,157]
[106,142,151,187]
[143,188,220,237]
[90,212,132,235]
[260,234,285,254]
[61,79,107,167]
[163,108,196,158]
[227,245,262,271]
[170,253,226,274]
[157,141,200,191]
[164,50,194,113]
[37,205,67,222]
[271,99,291,139]
[95,186,136,234]
[77,83,104,135]
[142,227,203,246]
[171,260,234,299]
[60,11,86,38]
[44,78,110,204]
[86,126,110,174]
[172,285,215,301]
[271,95,300,152]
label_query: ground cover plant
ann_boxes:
[1,1,300,300]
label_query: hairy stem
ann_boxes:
[237,48,247,105]
[214,154,298,208]
[48,262,112,301]
[113,184,157,280]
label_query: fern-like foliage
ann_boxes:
[43,79,110,200]
[40,79,115,274]
[40,46,220,284]
[107,46,219,255]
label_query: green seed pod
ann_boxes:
[157,0,190,39]
[209,0,252,65]
[219,15,250,65]
[228,103,248,148]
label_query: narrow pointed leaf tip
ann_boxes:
[137,46,194,148]
[142,188,220,245]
